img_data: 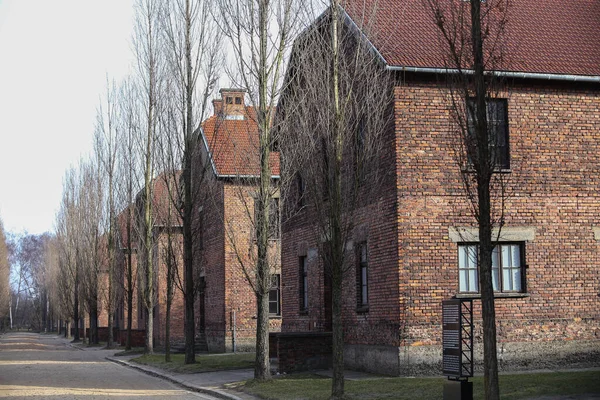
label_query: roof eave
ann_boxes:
[217,174,281,180]
[386,65,600,83]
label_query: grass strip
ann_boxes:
[131,352,255,373]
[239,370,600,400]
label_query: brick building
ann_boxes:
[192,88,281,352]
[113,173,186,348]
[279,0,600,375]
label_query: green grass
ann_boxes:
[131,352,255,373]
[236,371,600,400]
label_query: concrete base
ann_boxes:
[344,339,600,376]
[443,380,473,400]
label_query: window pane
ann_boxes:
[269,301,278,315]
[459,270,468,292]
[501,245,511,267]
[512,268,522,291]
[511,245,521,266]
[502,267,511,291]
[492,267,499,291]
[468,269,478,292]
[467,246,477,268]
[458,246,466,268]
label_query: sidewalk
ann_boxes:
[107,355,259,400]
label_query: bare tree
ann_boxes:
[279,1,393,397]
[78,159,105,345]
[95,77,121,348]
[116,77,142,350]
[158,0,223,364]
[213,0,301,381]
[43,235,61,333]
[55,167,79,339]
[133,0,164,354]
[0,219,10,330]
[422,1,510,398]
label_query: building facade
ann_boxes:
[193,88,282,352]
[280,0,600,375]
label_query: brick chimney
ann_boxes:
[215,88,246,120]
[212,98,223,116]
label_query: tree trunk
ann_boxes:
[330,1,345,397]
[470,1,500,398]
[73,268,80,342]
[91,304,99,345]
[183,0,196,365]
[126,246,133,350]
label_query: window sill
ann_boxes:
[269,315,282,320]
[455,292,530,299]
[356,306,369,314]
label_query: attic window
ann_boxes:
[235,97,242,105]
[226,97,233,104]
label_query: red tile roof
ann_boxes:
[343,0,600,77]
[201,107,280,177]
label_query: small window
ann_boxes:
[466,98,509,169]
[269,275,281,316]
[235,97,242,105]
[458,243,525,293]
[299,256,308,312]
[226,97,233,104]
[356,243,368,310]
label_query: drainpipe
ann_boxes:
[386,66,600,83]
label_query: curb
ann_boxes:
[106,357,244,400]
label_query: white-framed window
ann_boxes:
[458,243,524,293]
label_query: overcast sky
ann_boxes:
[0,0,135,235]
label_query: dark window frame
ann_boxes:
[356,242,369,312]
[299,256,308,313]
[269,274,281,316]
[466,98,510,170]
[458,242,526,294]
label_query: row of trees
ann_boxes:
[3,0,507,398]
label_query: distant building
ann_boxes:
[192,88,282,352]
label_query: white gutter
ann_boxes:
[218,174,281,180]
[387,66,600,83]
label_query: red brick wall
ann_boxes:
[154,231,186,346]
[281,78,600,373]
[280,94,400,347]
[197,180,282,352]
[393,80,600,346]
[195,179,227,351]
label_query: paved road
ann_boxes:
[0,332,217,399]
